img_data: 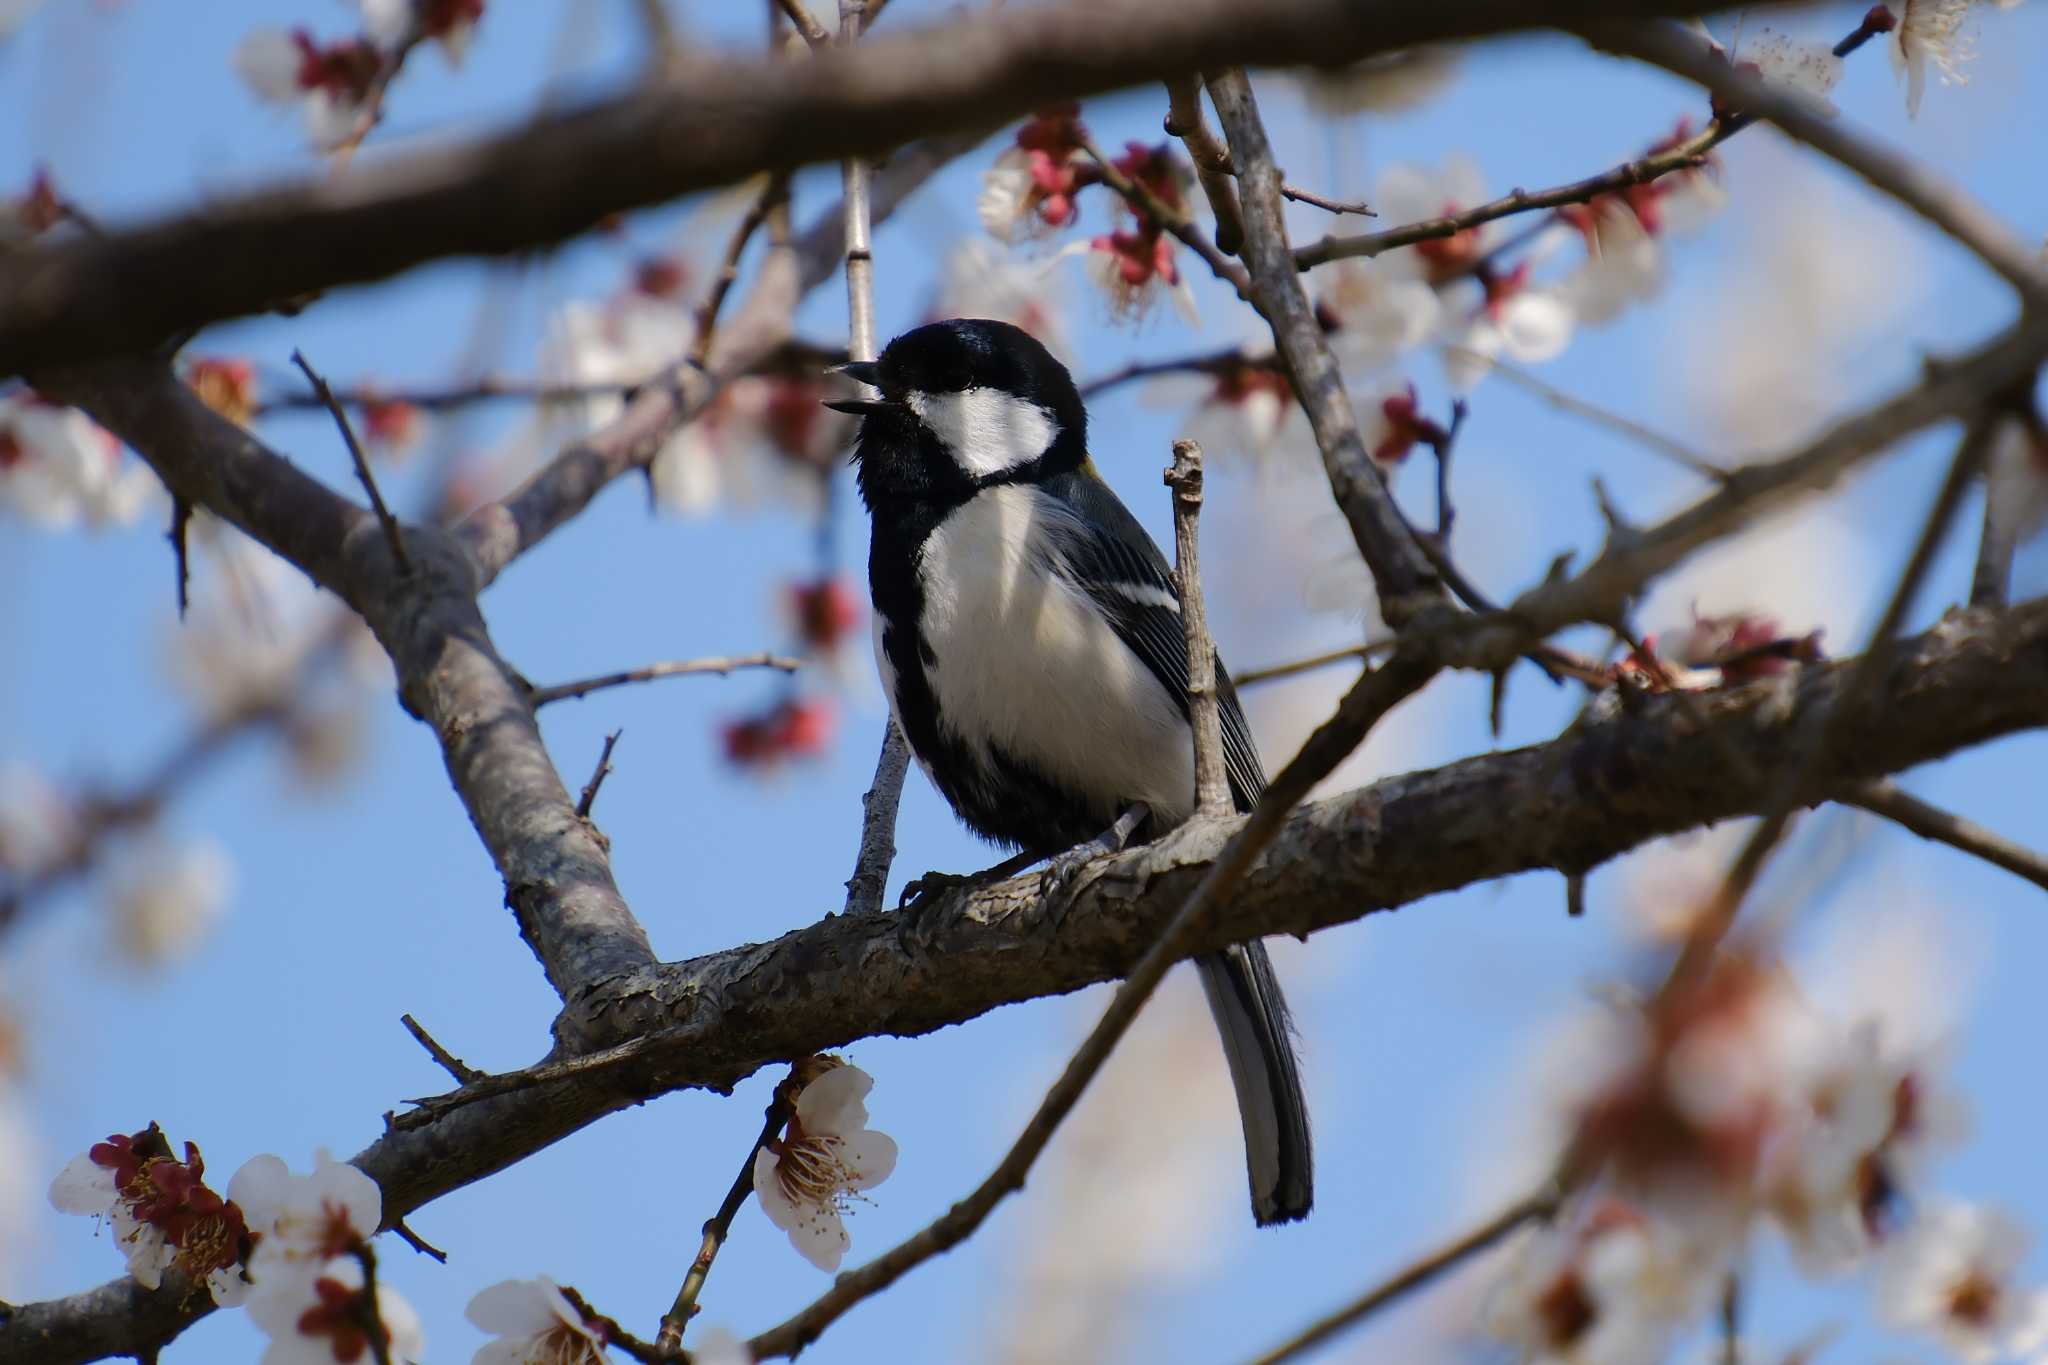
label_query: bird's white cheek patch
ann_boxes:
[906,387,1057,479]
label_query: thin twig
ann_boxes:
[1077,346,1259,400]
[836,41,913,922]
[168,496,192,618]
[1077,133,1254,300]
[389,1218,446,1264]
[1844,779,2048,894]
[773,0,830,47]
[1446,346,1728,480]
[1433,398,1467,542]
[399,1013,484,1086]
[654,1084,797,1352]
[1594,23,2048,309]
[348,1243,395,1365]
[1162,74,1244,255]
[1233,638,1397,689]
[576,730,623,820]
[526,655,800,708]
[1167,439,1230,817]
[1244,1189,1560,1365]
[291,350,410,574]
[747,645,1439,1361]
[691,175,791,367]
[1280,184,1376,217]
[1293,116,1737,270]
[1719,1272,1741,1365]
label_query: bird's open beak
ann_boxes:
[823,360,902,415]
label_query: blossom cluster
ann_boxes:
[234,0,486,152]
[1484,939,2045,1364]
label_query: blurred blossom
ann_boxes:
[104,838,231,968]
[722,697,836,769]
[1356,376,1448,467]
[0,166,63,246]
[233,28,382,151]
[1629,609,1826,690]
[0,762,80,876]
[464,1275,608,1365]
[1445,263,1576,392]
[691,1328,753,1365]
[0,1085,32,1287]
[1294,46,1462,117]
[753,1060,896,1272]
[1316,259,1443,371]
[933,239,1070,359]
[978,105,1094,243]
[358,392,424,455]
[0,392,158,529]
[248,1253,424,1365]
[183,356,258,427]
[784,576,862,659]
[1177,361,1305,473]
[1877,1202,2048,1362]
[48,1123,252,1306]
[1706,22,1846,111]
[1079,230,1198,325]
[361,0,484,65]
[1673,173,1925,450]
[1374,155,1500,287]
[1483,1201,1706,1364]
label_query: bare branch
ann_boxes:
[1843,779,2048,895]
[773,0,830,48]
[1207,68,1446,623]
[1162,74,1245,255]
[1294,115,1736,269]
[1247,1189,1560,1365]
[1166,439,1230,817]
[292,348,411,575]
[1280,184,1377,218]
[690,175,791,367]
[400,1012,485,1086]
[575,730,624,820]
[654,1083,796,1351]
[526,655,800,708]
[1233,639,1396,689]
[1591,22,2048,307]
[0,0,1779,375]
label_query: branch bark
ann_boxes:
[0,0,1781,375]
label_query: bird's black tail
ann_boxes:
[1195,942,1313,1226]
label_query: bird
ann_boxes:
[826,317,1313,1226]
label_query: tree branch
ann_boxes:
[1207,68,1447,624]
[10,601,2048,1365]
[1843,779,2048,895]
[0,0,1791,375]
[526,655,800,708]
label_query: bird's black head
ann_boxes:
[831,318,1088,510]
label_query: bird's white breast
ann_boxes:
[909,483,1195,825]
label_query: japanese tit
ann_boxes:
[830,318,1312,1226]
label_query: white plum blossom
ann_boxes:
[248,1254,424,1365]
[1316,258,1443,371]
[104,838,232,967]
[1890,0,1979,117]
[1373,154,1501,286]
[465,1275,608,1365]
[229,1150,382,1287]
[1878,1203,2048,1363]
[361,0,484,65]
[233,28,382,152]
[0,762,79,878]
[691,1328,753,1365]
[0,393,156,529]
[48,1126,252,1306]
[1710,22,1845,112]
[1443,266,1575,392]
[753,1061,897,1272]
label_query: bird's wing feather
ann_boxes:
[1036,466,1268,809]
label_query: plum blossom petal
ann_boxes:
[753,1062,897,1272]
[250,1256,424,1365]
[1878,1202,2048,1363]
[465,1275,608,1364]
[1889,0,1978,118]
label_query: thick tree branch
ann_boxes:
[0,0,1775,376]
[9,600,2048,1365]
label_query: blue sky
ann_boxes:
[6,2,2048,1362]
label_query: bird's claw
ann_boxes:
[898,870,975,911]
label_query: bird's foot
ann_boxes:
[897,846,1044,910]
[1037,803,1151,907]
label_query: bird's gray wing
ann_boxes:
[1035,465,1268,809]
